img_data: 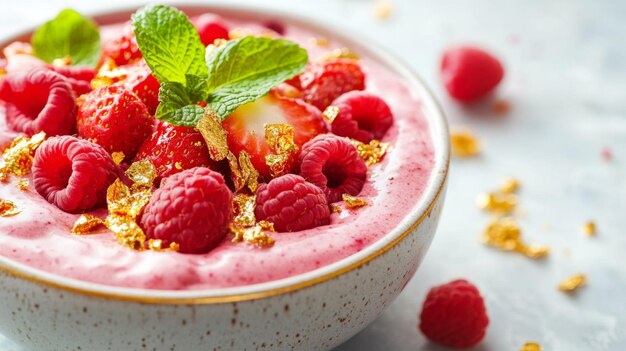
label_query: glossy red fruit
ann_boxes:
[0,68,76,136]
[76,85,153,160]
[222,92,328,180]
[193,13,230,46]
[134,120,223,180]
[114,60,160,115]
[48,65,96,96]
[331,91,393,143]
[140,167,233,254]
[300,59,365,110]
[441,46,504,103]
[419,279,489,348]
[100,23,142,67]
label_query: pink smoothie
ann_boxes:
[0,16,435,290]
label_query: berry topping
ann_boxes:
[32,136,121,213]
[330,91,393,143]
[100,23,142,66]
[139,167,233,254]
[48,65,95,96]
[76,85,153,160]
[0,68,76,136]
[134,120,223,180]
[419,279,489,348]
[299,134,367,203]
[113,61,160,115]
[193,13,230,46]
[255,174,330,232]
[300,59,365,110]
[441,46,504,103]
[263,21,286,36]
[222,92,328,180]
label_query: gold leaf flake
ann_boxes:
[147,239,179,252]
[373,0,393,20]
[450,129,480,158]
[500,177,520,194]
[0,199,20,217]
[105,214,146,251]
[0,168,7,182]
[321,48,360,62]
[308,37,330,47]
[558,273,587,292]
[232,194,256,228]
[342,194,368,208]
[228,151,259,192]
[125,160,156,189]
[351,139,390,166]
[330,204,342,213]
[520,245,550,259]
[16,178,29,191]
[1,131,46,177]
[91,58,127,89]
[196,109,229,161]
[264,124,298,177]
[71,214,105,235]
[111,151,125,165]
[481,217,549,259]
[106,179,151,220]
[322,106,340,123]
[476,192,517,214]
[52,56,71,67]
[205,38,229,58]
[231,221,275,247]
[520,342,542,351]
[583,221,596,236]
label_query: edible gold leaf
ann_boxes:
[558,273,587,292]
[0,199,20,217]
[111,151,125,165]
[322,106,340,123]
[520,342,542,351]
[351,139,390,166]
[105,214,146,251]
[232,194,256,228]
[16,178,29,191]
[450,129,480,158]
[342,194,368,208]
[71,214,105,235]
[125,160,156,189]
[231,221,275,247]
[197,109,229,161]
[321,47,360,62]
[1,131,46,177]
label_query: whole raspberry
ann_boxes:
[331,91,394,143]
[300,59,366,110]
[441,46,504,103]
[255,174,330,232]
[140,167,233,254]
[299,134,367,203]
[419,279,489,349]
[32,136,121,213]
[48,65,96,96]
[0,68,76,136]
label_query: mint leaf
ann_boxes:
[132,5,207,85]
[31,9,100,67]
[159,105,206,127]
[206,37,308,119]
[155,75,208,126]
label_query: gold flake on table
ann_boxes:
[308,36,330,47]
[197,109,229,161]
[111,151,125,165]
[481,217,549,259]
[450,129,480,158]
[0,199,20,217]
[231,221,275,247]
[373,0,393,20]
[16,178,29,191]
[351,139,390,166]
[520,342,542,351]
[265,124,298,177]
[322,106,340,123]
[321,48,360,62]
[476,192,517,214]
[558,273,587,292]
[583,221,596,236]
[342,194,368,208]
[500,177,520,194]
[1,131,46,177]
[227,151,259,192]
[147,239,179,252]
[71,214,105,235]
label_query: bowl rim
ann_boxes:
[0,3,450,304]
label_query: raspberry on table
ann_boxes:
[330,91,394,143]
[0,68,76,136]
[441,46,504,103]
[299,134,367,203]
[139,167,233,254]
[419,279,489,349]
[32,136,121,213]
[300,59,366,110]
[255,174,330,232]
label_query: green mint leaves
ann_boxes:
[131,4,308,125]
[31,9,100,67]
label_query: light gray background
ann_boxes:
[1,0,625,350]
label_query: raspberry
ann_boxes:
[300,59,366,110]
[441,46,504,103]
[263,21,286,36]
[76,85,153,161]
[299,134,367,203]
[193,13,230,46]
[0,68,76,136]
[255,174,330,232]
[32,136,121,213]
[330,91,394,143]
[48,65,95,96]
[419,279,489,349]
[140,167,233,254]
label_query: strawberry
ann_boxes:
[76,85,153,161]
[221,92,328,180]
[113,60,160,115]
[100,23,142,67]
[134,120,224,181]
[300,59,365,110]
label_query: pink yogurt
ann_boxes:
[0,16,435,290]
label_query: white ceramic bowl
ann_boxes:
[0,5,449,351]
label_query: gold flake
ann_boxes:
[500,177,520,194]
[342,194,368,208]
[521,245,550,259]
[351,139,390,166]
[147,239,179,252]
[196,109,229,161]
[308,37,330,47]
[232,194,256,228]
[583,221,596,236]
[227,151,259,192]
[373,0,393,20]
[91,58,128,89]
[481,217,549,259]
[558,273,587,292]
[105,214,146,251]
[0,168,7,182]
[264,124,298,177]
[0,132,46,177]
[450,129,480,158]
[205,38,229,58]
[520,342,542,351]
[111,151,125,165]
[330,204,342,213]
[476,192,517,214]
[0,199,20,217]
[231,221,275,247]
[322,106,340,123]
[125,160,156,189]
[52,56,71,67]
[71,214,105,235]
[16,178,29,191]
[321,48,360,62]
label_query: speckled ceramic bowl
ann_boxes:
[0,5,449,351]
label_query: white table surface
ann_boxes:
[1,0,625,350]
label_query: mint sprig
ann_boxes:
[132,5,308,125]
[31,9,100,67]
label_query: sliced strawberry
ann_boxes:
[113,60,160,115]
[100,23,142,67]
[222,93,328,180]
[76,85,153,161]
[300,59,365,110]
[134,120,224,181]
